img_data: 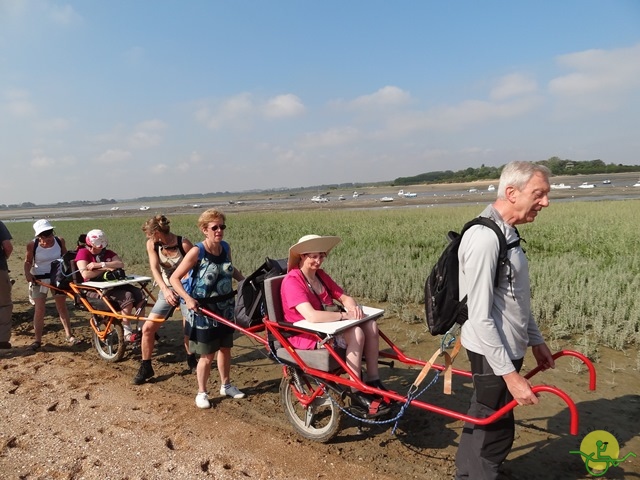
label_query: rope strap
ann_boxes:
[411,336,462,395]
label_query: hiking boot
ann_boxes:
[195,392,211,409]
[132,362,154,385]
[220,384,246,399]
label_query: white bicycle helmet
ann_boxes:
[86,229,108,248]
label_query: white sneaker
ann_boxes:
[195,392,211,409]
[220,384,246,399]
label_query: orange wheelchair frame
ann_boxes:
[33,274,165,362]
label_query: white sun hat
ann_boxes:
[33,219,54,237]
[287,234,341,271]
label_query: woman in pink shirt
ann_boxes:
[281,234,388,416]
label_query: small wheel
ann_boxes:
[280,370,343,443]
[91,316,125,362]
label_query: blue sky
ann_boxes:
[1,1,639,205]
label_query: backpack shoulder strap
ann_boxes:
[184,243,207,296]
[220,240,230,259]
[460,217,510,288]
[195,242,206,261]
[54,236,66,254]
[177,236,187,257]
[508,227,523,251]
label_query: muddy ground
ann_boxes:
[1,286,639,479]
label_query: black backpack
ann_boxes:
[424,217,520,335]
[234,257,287,328]
[33,236,74,291]
[50,250,77,291]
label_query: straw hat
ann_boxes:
[86,229,108,248]
[287,234,341,271]
[33,219,54,236]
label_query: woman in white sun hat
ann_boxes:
[281,234,390,417]
[75,229,145,342]
[23,219,76,350]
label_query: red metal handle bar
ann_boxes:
[408,384,579,435]
[525,350,596,391]
[378,332,596,390]
[199,307,268,346]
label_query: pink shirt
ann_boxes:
[281,268,344,349]
[75,247,118,281]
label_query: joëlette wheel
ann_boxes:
[279,369,343,443]
[91,316,126,362]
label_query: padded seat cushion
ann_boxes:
[275,346,344,372]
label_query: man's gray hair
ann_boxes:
[497,161,551,199]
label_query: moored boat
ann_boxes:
[550,183,572,190]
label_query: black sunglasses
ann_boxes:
[210,224,226,232]
[161,244,179,251]
[38,230,54,238]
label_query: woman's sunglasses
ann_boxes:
[161,244,179,251]
[209,224,227,232]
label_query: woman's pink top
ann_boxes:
[281,268,344,349]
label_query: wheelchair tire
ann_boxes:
[91,316,126,362]
[280,369,343,443]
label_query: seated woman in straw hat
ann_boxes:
[281,234,389,416]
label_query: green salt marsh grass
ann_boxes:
[7,199,640,353]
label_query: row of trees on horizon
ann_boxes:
[392,157,640,186]
[3,157,639,210]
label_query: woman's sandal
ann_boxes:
[65,336,81,345]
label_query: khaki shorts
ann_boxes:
[29,280,65,300]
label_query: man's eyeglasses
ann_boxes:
[38,230,54,238]
[210,224,227,232]
[305,252,327,261]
